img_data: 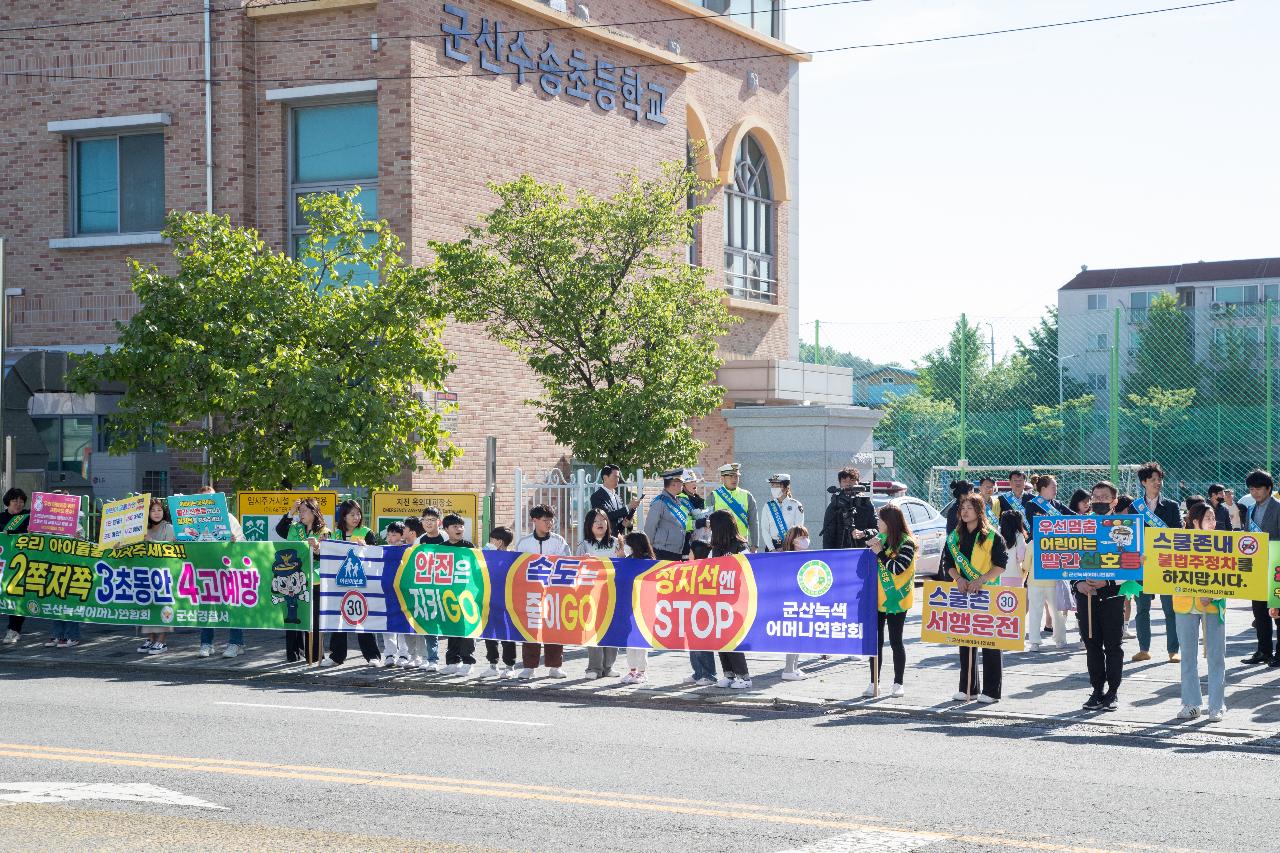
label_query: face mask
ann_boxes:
[795,537,810,550]
[483,542,496,550]
[770,487,783,500]
[623,546,633,558]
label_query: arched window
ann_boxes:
[686,138,701,266]
[724,134,775,302]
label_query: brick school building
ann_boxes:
[0,0,862,520]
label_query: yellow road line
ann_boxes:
[0,742,1198,853]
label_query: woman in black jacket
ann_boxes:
[940,494,1009,704]
[708,510,752,690]
[865,504,915,698]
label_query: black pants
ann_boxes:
[1078,593,1125,696]
[957,647,1002,699]
[446,637,476,665]
[655,548,684,561]
[485,639,516,666]
[7,615,23,633]
[284,585,322,663]
[718,651,749,679]
[1251,600,1280,658]
[870,611,907,684]
[329,631,380,664]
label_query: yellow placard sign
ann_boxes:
[372,492,480,539]
[920,581,1026,651]
[236,491,338,542]
[1142,527,1270,600]
[98,493,150,548]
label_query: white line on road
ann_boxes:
[213,701,550,727]
[774,828,938,852]
[0,782,226,810]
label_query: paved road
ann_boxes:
[1,663,1276,852]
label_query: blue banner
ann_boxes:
[317,542,878,656]
[1032,514,1144,581]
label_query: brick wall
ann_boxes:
[1,0,796,517]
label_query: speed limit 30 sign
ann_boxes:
[340,591,368,626]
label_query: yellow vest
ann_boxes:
[951,530,996,584]
[1172,595,1221,616]
[876,538,916,612]
[711,486,751,538]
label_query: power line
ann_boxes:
[0,0,314,34]
[0,0,1241,84]
[0,0,876,44]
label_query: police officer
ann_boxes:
[679,470,709,551]
[644,469,694,560]
[761,473,805,552]
[710,463,760,552]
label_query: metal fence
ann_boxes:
[807,296,1280,499]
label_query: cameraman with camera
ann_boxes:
[820,468,878,550]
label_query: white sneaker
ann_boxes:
[1027,642,1041,652]
[1207,708,1225,722]
[222,644,242,659]
[501,667,519,679]
[890,683,905,698]
[137,641,154,653]
[862,683,877,698]
[481,665,501,679]
[952,691,971,702]
[2,629,18,644]
[198,644,213,658]
[620,669,639,684]
[781,669,808,681]
[584,670,600,680]
[1123,628,1137,639]
[457,663,474,677]
[681,674,698,685]
[382,655,397,668]
[517,667,536,680]
[715,677,733,688]
[632,670,647,684]
[976,694,997,705]
[147,643,167,655]
[319,658,338,668]
[1177,705,1201,720]
[439,664,458,675]
[729,677,752,689]
[547,667,567,679]
[424,661,440,672]
[694,677,716,687]
[397,656,410,667]
[409,656,424,669]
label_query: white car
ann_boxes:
[871,495,945,579]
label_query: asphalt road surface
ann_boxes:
[1,662,1274,852]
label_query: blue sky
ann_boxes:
[786,0,1279,363]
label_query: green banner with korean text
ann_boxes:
[0,533,313,630]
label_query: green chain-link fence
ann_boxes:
[803,293,1277,501]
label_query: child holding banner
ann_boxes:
[865,506,914,698]
[1174,504,1228,721]
[278,499,329,663]
[578,509,622,680]
[620,531,656,684]
[137,499,175,655]
[323,500,381,668]
[941,494,1009,703]
[779,526,814,681]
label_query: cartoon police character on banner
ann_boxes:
[761,473,805,552]
[269,549,308,625]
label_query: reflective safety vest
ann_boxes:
[711,486,751,539]
[876,537,916,613]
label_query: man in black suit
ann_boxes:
[1130,462,1183,663]
[1242,470,1280,666]
[590,464,639,535]
[1206,484,1233,531]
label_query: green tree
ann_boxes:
[874,393,960,492]
[1122,387,1197,462]
[917,317,985,405]
[1126,291,1196,396]
[1205,320,1257,407]
[70,191,457,491]
[1021,394,1096,464]
[1014,307,1083,406]
[798,341,876,374]
[431,161,734,472]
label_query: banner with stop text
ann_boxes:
[1143,527,1270,599]
[0,533,313,629]
[317,542,878,655]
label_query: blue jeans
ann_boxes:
[1176,611,1225,712]
[689,651,716,680]
[52,621,81,641]
[1136,593,1179,654]
[200,628,245,645]
[424,636,440,663]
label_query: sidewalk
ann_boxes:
[6,602,1280,738]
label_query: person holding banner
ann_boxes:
[779,526,814,680]
[941,494,1009,703]
[711,463,760,552]
[1023,475,1073,648]
[515,505,572,679]
[619,531,656,684]
[380,522,414,668]
[1131,462,1182,664]
[579,508,622,680]
[1075,484,1128,711]
[1174,503,1228,721]
[761,474,805,552]
[198,489,246,660]
[323,500,382,668]
[1,488,31,644]
[709,510,753,689]
[865,506,914,697]
[278,498,329,663]
[1243,469,1280,666]
[137,498,176,655]
[645,470,695,560]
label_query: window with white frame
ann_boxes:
[1214,284,1258,305]
[691,0,781,38]
[1086,373,1107,391]
[72,133,165,235]
[1213,326,1262,346]
[289,101,379,287]
[1086,294,1108,311]
[1090,333,1107,351]
[724,134,776,302]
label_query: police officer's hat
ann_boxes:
[718,463,741,476]
[660,468,693,482]
[768,473,791,485]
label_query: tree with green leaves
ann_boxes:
[430,161,735,472]
[917,317,986,405]
[70,191,457,491]
[875,393,960,493]
[1014,307,1083,406]
[798,342,877,374]
[1122,387,1197,462]
[1125,291,1197,396]
[1021,394,1096,464]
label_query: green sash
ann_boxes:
[946,528,984,583]
[877,534,912,614]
